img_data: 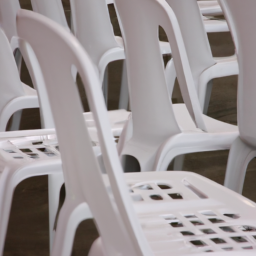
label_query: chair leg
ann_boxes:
[48,173,64,251]
[224,137,256,194]
[173,155,185,170]
[203,80,213,114]
[9,110,23,131]
[102,66,109,105]
[0,171,15,256]
[51,200,92,256]
[118,61,129,110]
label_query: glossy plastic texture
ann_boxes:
[198,0,223,16]
[0,129,62,255]
[31,0,69,31]
[0,28,38,131]
[17,10,149,256]
[116,0,238,172]
[165,0,238,113]
[17,9,256,256]
[219,0,256,193]
[30,0,133,129]
[0,0,20,47]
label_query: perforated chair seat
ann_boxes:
[0,130,101,254]
[121,171,256,255]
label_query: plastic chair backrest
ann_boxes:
[166,0,216,88]
[31,0,69,31]
[223,0,256,148]
[70,0,120,66]
[114,0,207,144]
[0,28,25,114]
[0,0,20,42]
[218,0,238,51]
[17,9,152,256]
[0,0,55,129]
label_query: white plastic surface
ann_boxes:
[0,0,20,49]
[0,130,62,255]
[216,0,256,194]
[198,1,223,16]
[203,16,229,33]
[0,128,102,255]
[115,0,238,172]
[164,0,237,114]
[17,10,147,256]
[17,10,256,256]
[0,0,127,250]
[0,28,39,131]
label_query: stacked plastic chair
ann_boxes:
[0,128,63,256]
[117,0,238,172]
[0,0,127,249]
[0,0,39,131]
[165,0,238,114]
[215,0,256,195]
[16,7,256,256]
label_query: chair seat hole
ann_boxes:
[201,228,216,234]
[181,231,194,236]
[231,236,248,243]
[240,225,256,232]
[150,194,163,200]
[170,221,183,228]
[191,220,204,226]
[20,148,32,153]
[224,213,240,219]
[168,193,183,199]
[211,238,226,244]
[158,184,172,189]
[219,226,235,233]
[190,240,207,247]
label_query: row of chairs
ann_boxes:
[0,0,255,255]
[0,0,236,251]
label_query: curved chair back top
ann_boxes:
[17,9,152,256]
[0,28,25,115]
[114,0,207,146]
[166,0,216,88]
[31,0,69,31]
[70,0,120,66]
[0,0,20,42]
[223,0,256,148]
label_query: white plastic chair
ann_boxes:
[0,129,62,255]
[115,0,238,172]
[165,0,238,115]
[0,0,130,249]
[0,0,55,129]
[0,27,38,132]
[0,0,39,131]
[0,1,63,251]
[214,0,256,195]
[30,0,171,111]
[16,9,256,256]
[69,0,228,110]
[0,126,106,255]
